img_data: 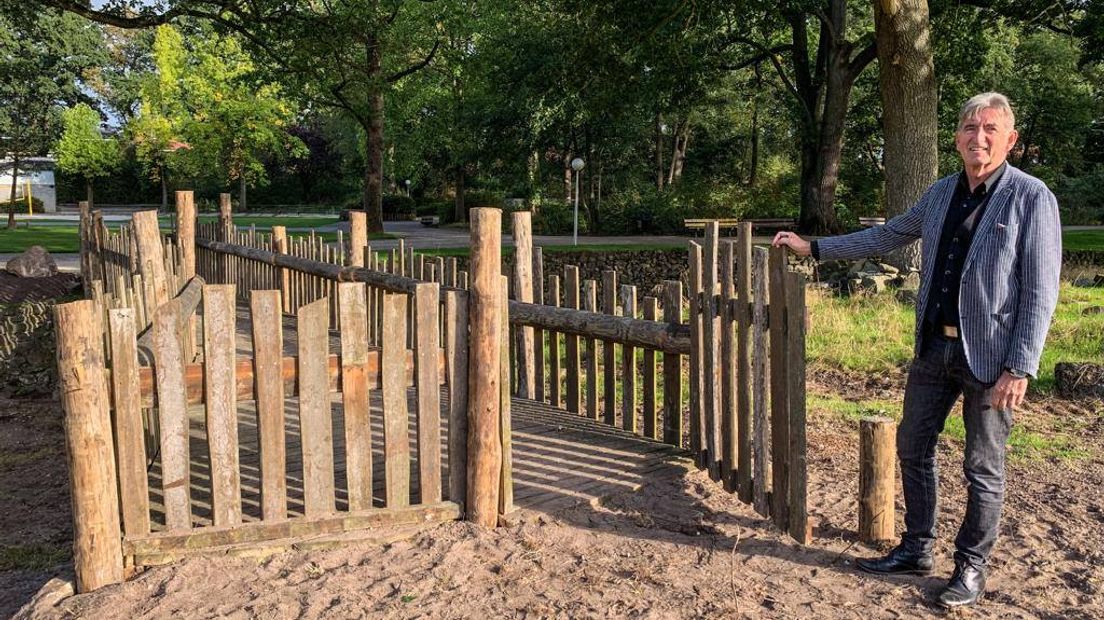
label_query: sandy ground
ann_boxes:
[3,366,1102,620]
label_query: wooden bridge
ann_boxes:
[58,193,809,593]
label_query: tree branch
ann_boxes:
[848,41,878,78]
[717,45,793,72]
[386,39,441,82]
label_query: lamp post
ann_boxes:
[404,179,411,197]
[570,157,584,245]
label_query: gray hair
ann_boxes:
[958,92,1016,130]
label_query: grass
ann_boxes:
[808,392,1090,462]
[806,282,1104,393]
[1062,230,1104,251]
[0,544,69,571]
[0,226,81,252]
[413,242,683,259]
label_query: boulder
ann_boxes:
[1083,306,1104,316]
[900,271,921,289]
[860,273,893,294]
[1054,362,1104,399]
[895,288,919,305]
[5,246,57,278]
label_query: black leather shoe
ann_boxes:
[855,545,934,576]
[936,563,986,608]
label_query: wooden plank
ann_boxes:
[751,247,771,517]
[703,222,720,481]
[735,222,753,502]
[203,284,241,526]
[250,290,287,521]
[583,280,599,421]
[688,242,703,459]
[621,285,637,434]
[339,283,372,511]
[349,212,367,267]
[297,297,336,516]
[512,212,535,399]
[499,275,513,516]
[768,246,790,530]
[153,299,191,530]
[548,275,562,408]
[124,502,461,558]
[601,270,617,426]
[109,308,149,537]
[382,293,411,508]
[175,191,196,279]
[445,290,469,508]
[642,297,658,440]
[720,240,737,492]
[415,282,442,504]
[466,208,502,527]
[532,246,545,403]
[55,300,124,592]
[564,266,581,415]
[785,271,810,544]
[132,210,169,312]
[663,280,683,447]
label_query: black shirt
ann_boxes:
[923,163,1007,330]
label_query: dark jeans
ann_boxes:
[897,334,1013,568]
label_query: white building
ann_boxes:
[0,157,58,213]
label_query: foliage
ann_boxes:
[55,103,122,191]
[381,195,416,220]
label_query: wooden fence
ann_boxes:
[65,199,808,593]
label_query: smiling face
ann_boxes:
[955,107,1018,180]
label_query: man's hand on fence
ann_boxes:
[771,231,812,257]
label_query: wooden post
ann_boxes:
[349,211,367,268]
[175,191,196,280]
[132,210,169,312]
[785,272,810,544]
[466,208,502,527]
[499,275,513,517]
[621,284,637,433]
[271,226,289,313]
[735,223,754,502]
[688,242,704,458]
[703,223,721,481]
[203,284,241,526]
[720,239,737,492]
[751,247,771,517]
[415,282,442,504]
[662,280,683,446]
[55,300,124,592]
[218,193,233,240]
[564,266,581,415]
[78,201,92,294]
[860,417,896,543]
[512,212,535,399]
[601,270,617,425]
[532,246,545,403]
[445,290,469,509]
[251,290,287,521]
[339,283,372,511]
[642,296,659,440]
[584,280,600,421]
[768,246,790,530]
[548,274,562,408]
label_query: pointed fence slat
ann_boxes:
[720,240,737,492]
[204,284,241,526]
[109,308,149,537]
[703,223,721,481]
[663,280,683,447]
[601,270,617,426]
[735,223,754,502]
[297,297,335,516]
[768,246,790,530]
[548,275,562,409]
[786,272,810,544]
[564,266,581,414]
[532,247,545,403]
[339,283,373,511]
[642,296,658,440]
[445,290,469,508]
[415,283,442,504]
[382,293,411,508]
[751,247,771,517]
[153,299,191,530]
[250,290,287,521]
[621,285,637,434]
[584,280,600,421]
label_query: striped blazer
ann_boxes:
[817,165,1062,384]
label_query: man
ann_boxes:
[772,92,1062,608]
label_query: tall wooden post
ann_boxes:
[511,212,535,399]
[349,210,367,267]
[860,416,896,543]
[466,208,503,527]
[132,210,169,313]
[175,191,196,281]
[55,300,124,592]
[78,201,93,294]
[271,226,289,313]
[218,193,233,241]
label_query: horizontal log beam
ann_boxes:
[135,275,206,364]
[123,501,461,560]
[134,349,447,408]
[508,300,691,355]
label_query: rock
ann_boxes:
[860,274,892,294]
[895,288,919,305]
[1082,306,1104,316]
[5,246,58,278]
[900,271,921,289]
[878,262,900,275]
[1054,362,1104,399]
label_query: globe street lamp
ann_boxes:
[570,157,585,245]
[404,179,411,196]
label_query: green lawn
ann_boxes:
[0,226,81,252]
[1062,230,1104,251]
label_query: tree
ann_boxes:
[0,6,105,227]
[874,0,938,271]
[56,103,123,208]
[37,0,444,232]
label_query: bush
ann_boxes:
[532,200,576,235]
[382,194,416,220]
[1055,167,1104,225]
[1,197,45,214]
[464,189,502,209]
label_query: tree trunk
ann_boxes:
[7,154,19,229]
[86,179,94,212]
[363,37,385,233]
[799,48,852,235]
[668,119,690,185]
[239,175,248,213]
[748,67,761,187]
[875,0,937,272]
[454,166,466,223]
[563,153,573,205]
[655,114,665,191]
[160,164,168,211]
